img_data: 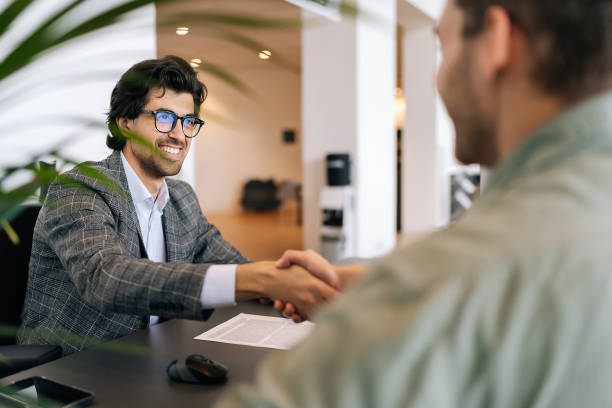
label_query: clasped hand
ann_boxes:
[273,249,362,323]
[242,250,364,323]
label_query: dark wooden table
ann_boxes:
[2,302,280,407]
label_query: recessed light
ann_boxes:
[176,27,189,36]
[258,50,272,60]
[190,58,202,68]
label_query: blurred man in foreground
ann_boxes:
[216,0,612,406]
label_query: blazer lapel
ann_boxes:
[162,202,181,262]
[106,150,148,259]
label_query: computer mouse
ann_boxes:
[166,354,229,384]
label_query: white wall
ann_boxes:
[403,0,445,20]
[355,0,397,256]
[297,0,456,245]
[194,67,302,213]
[401,23,453,233]
[0,0,157,189]
[302,13,357,252]
[301,0,397,257]
[399,0,470,233]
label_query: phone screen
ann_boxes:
[0,377,93,408]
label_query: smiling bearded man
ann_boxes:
[18,56,337,355]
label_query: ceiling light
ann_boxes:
[258,50,272,60]
[176,27,189,36]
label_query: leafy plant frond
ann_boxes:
[0,0,170,83]
[52,0,172,48]
[1,218,19,245]
[0,0,37,37]
[0,69,125,112]
[0,0,86,82]
[209,29,298,72]
[199,62,254,95]
[0,324,154,356]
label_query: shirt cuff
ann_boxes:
[200,264,237,309]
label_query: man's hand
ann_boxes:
[274,250,367,321]
[276,249,340,289]
[276,249,366,290]
[273,299,302,323]
[235,262,338,320]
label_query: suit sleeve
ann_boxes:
[40,179,211,320]
[212,256,506,408]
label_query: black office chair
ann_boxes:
[0,201,62,377]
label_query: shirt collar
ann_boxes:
[483,90,612,196]
[120,151,169,211]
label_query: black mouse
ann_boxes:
[166,354,229,384]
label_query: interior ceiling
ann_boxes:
[156,0,301,71]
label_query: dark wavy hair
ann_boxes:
[456,0,612,99]
[106,55,207,150]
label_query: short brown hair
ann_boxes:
[456,0,612,99]
[106,55,207,150]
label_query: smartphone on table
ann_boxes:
[0,376,94,407]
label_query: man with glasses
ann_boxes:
[18,56,335,355]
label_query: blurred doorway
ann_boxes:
[156,0,304,259]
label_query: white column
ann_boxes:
[400,1,453,234]
[354,0,397,256]
[301,0,397,258]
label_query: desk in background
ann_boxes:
[2,302,280,407]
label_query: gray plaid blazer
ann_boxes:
[18,150,248,354]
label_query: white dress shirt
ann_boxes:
[120,153,236,326]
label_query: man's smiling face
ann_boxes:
[121,87,195,179]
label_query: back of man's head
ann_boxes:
[106,55,206,150]
[456,0,612,100]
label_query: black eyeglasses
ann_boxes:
[140,109,204,138]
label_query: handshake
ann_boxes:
[234,250,365,323]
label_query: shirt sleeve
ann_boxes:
[212,252,493,408]
[200,264,237,309]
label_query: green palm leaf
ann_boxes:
[199,61,254,95]
[0,0,85,82]
[52,0,171,47]
[0,0,170,83]
[0,0,37,37]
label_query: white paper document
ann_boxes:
[194,313,315,350]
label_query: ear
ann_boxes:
[116,117,131,132]
[480,6,514,83]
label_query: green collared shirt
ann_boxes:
[217,91,612,408]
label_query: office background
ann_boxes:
[0,0,477,261]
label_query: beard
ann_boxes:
[129,137,185,179]
[441,51,498,166]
